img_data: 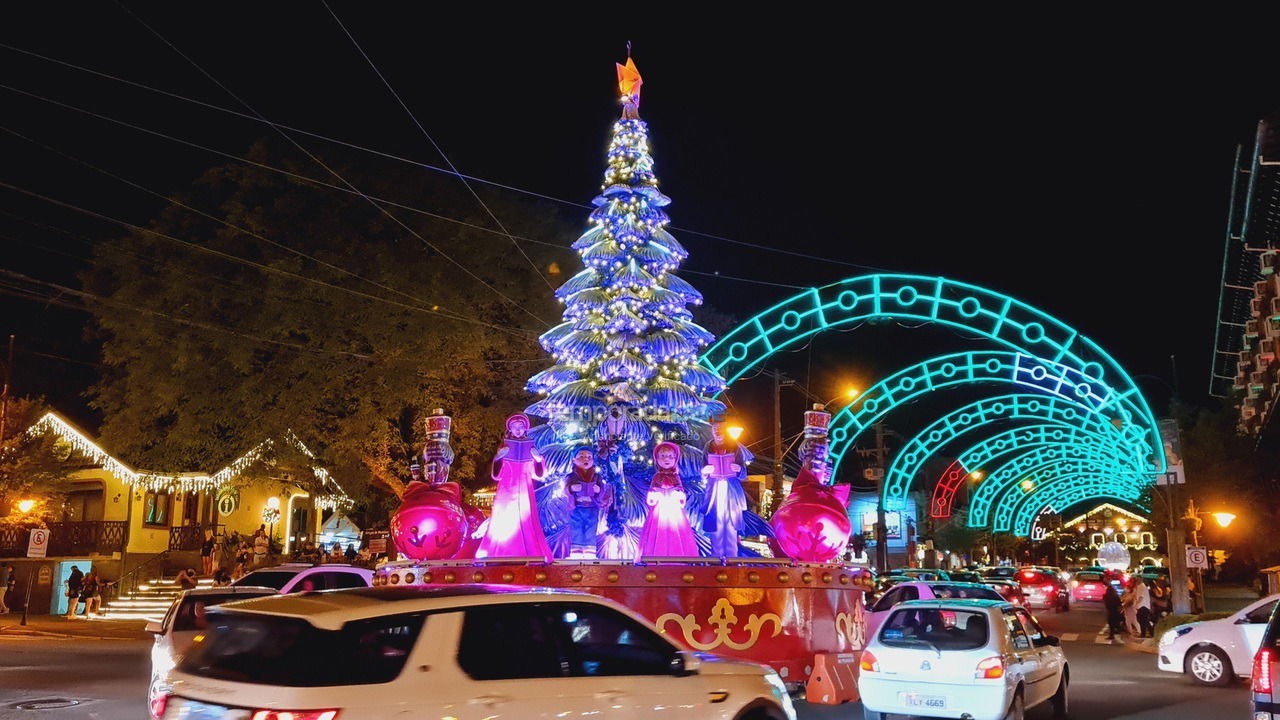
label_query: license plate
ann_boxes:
[165,698,253,719]
[901,692,947,709]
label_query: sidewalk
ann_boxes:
[0,614,148,641]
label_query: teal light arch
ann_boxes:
[971,449,1147,527]
[959,426,1142,477]
[818,351,1158,482]
[1010,480,1150,536]
[884,393,1146,510]
[702,274,1164,473]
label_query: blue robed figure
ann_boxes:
[699,417,753,558]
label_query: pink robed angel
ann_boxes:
[636,441,699,559]
[476,414,553,561]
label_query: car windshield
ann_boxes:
[179,609,426,686]
[231,571,295,591]
[928,584,1002,601]
[879,607,989,651]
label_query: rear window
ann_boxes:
[984,567,1017,578]
[1075,572,1103,582]
[879,607,990,651]
[231,571,295,591]
[171,592,274,632]
[928,584,1002,601]
[1018,571,1055,584]
[178,610,426,686]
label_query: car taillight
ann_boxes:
[1042,584,1056,594]
[860,650,880,673]
[148,692,168,720]
[249,711,340,720]
[975,656,1005,679]
[1253,649,1274,694]
[1021,571,1036,580]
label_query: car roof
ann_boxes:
[180,586,277,598]
[895,580,1001,588]
[208,585,598,630]
[894,598,1013,610]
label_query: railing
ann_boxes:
[168,524,224,551]
[113,549,170,599]
[45,521,127,556]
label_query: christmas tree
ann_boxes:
[525,57,728,556]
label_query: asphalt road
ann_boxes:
[0,603,1254,720]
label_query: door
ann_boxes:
[439,604,634,719]
[51,561,91,615]
[289,497,314,551]
[1011,608,1059,706]
[543,601,698,716]
[1235,598,1279,670]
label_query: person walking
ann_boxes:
[1121,582,1138,636]
[1103,582,1126,642]
[200,529,216,577]
[1134,577,1154,637]
[64,565,84,618]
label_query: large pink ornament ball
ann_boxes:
[390,484,470,561]
[770,482,853,563]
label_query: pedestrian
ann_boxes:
[328,543,343,564]
[78,569,100,618]
[200,529,215,577]
[1121,582,1138,636]
[253,528,268,567]
[1150,577,1171,621]
[65,565,84,618]
[178,568,198,591]
[1134,577,1154,638]
[1103,582,1125,641]
[344,543,357,564]
[0,562,10,614]
[212,569,231,586]
[232,549,249,580]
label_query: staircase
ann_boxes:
[90,576,215,622]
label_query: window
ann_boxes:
[231,571,295,591]
[64,488,105,522]
[179,610,427,686]
[1246,600,1279,624]
[1003,611,1031,650]
[551,603,676,677]
[326,572,370,590]
[1014,609,1044,643]
[143,491,171,526]
[458,604,568,680]
[899,586,920,602]
[872,588,902,613]
[879,608,990,651]
[172,592,275,632]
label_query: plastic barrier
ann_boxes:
[805,651,860,704]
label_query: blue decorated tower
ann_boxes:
[525,57,729,556]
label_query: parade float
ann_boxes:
[375,56,872,687]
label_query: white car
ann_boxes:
[1157,593,1279,685]
[153,585,796,720]
[858,598,1068,720]
[866,581,1005,639]
[145,586,277,709]
[230,563,372,593]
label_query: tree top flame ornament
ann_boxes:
[617,57,643,119]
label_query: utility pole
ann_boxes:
[0,335,13,446]
[1163,472,1191,614]
[772,371,785,495]
[873,422,889,573]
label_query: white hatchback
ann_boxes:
[858,598,1068,720]
[230,563,372,593]
[154,585,796,720]
[1157,593,1279,685]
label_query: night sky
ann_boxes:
[2,7,1277,449]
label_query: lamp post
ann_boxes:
[265,496,281,558]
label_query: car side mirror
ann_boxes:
[145,620,163,635]
[1235,616,1251,624]
[1035,635,1060,647]
[672,650,701,677]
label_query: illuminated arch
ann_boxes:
[820,351,1158,482]
[1011,480,1150,536]
[972,448,1145,527]
[702,274,1164,471]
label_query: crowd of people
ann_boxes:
[62,564,114,618]
[1104,574,1173,642]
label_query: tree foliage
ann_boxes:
[0,396,86,522]
[81,142,570,509]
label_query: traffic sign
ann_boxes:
[26,528,48,558]
[1186,546,1208,569]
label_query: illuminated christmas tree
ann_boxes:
[526,57,728,556]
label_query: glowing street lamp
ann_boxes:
[726,425,745,442]
[16,499,35,514]
[969,471,984,481]
[1212,512,1236,528]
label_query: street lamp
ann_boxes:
[726,425,745,442]
[1212,512,1236,528]
[15,499,35,514]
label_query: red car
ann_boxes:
[1070,570,1109,602]
[1017,568,1071,611]
[984,578,1027,606]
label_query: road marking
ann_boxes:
[1059,633,1079,642]
[1095,635,1113,644]
[1072,679,1139,686]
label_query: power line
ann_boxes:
[321,1,556,294]
[0,180,537,340]
[111,2,553,329]
[0,42,889,273]
[0,82,803,293]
